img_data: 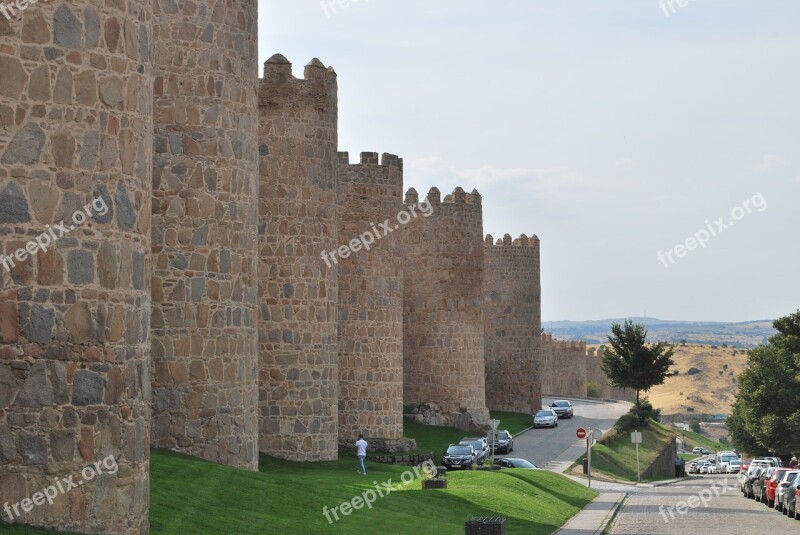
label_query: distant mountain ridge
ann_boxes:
[542,317,776,348]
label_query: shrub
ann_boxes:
[722,364,729,370]
[720,436,729,445]
[587,382,603,398]
[689,418,701,433]
[615,413,640,433]
[686,367,701,375]
[633,398,660,425]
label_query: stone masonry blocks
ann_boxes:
[257,55,339,461]
[336,152,404,442]
[402,187,490,430]
[150,0,260,470]
[0,2,153,533]
[483,233,541,414]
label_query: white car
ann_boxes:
[727,461,741,474]
[533,409,558,428]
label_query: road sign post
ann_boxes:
[490,419,500,466]
[576,427,590,487]
[631,431,643,483]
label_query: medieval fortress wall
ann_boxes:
[0,4,628,532]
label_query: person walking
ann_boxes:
[674,456,681,478]
[356,434,368,475]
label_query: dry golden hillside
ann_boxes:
[592,343,749,415]
[647,344,749,415]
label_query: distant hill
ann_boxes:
[543,317,775,348]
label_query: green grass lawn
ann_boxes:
[678,427,721,452]
[576,420,676,482]
[1,451,597,534]
[489,411,534,436]
[402,412,532,455]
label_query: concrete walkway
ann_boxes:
[555,491,627,534]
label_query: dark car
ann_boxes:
[459,437,489,463]
[493,457,538,469]
[744,466,765,499]
[753,466,776,503]
[490,430,513,454]
[783,473,800,517]
[442,444,475,470]
[550,400,574,419]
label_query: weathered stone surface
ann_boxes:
[115,183,135,230]
[99,77,123,108]
[64,302,94,343]
[0,365,15,406]
[0,181,32,223]
[28,65,51,101]
[37,249,64,286]
[53,4,82,49]
[18,431,47,466]
[0,424,16,463]
[0,302,18,343]
[22,12,50,44]
[1,123,45,165]
[0,55,27,99]
[15,363,54,408]
[97,242,118,288]
[51,130,76,167]
[50,430,76,462]
[72,370,105,406]
[28,181,59,224]
[67,249,94,285]
[21,304,54,344]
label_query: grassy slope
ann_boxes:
[576,420,676,482]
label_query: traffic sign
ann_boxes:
[631,431,642,444]
[576,427,587,439]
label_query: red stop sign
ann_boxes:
[576,427,587,439]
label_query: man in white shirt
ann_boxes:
[356,434,368,475]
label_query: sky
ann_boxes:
[258,0,800,323]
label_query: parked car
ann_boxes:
[782,474,800,517]
[533,409,558,428]
[753,466,777,503]
[754,456,781,467]
[727,459,742,474]
[764,468,792,507]
[741,460,773,492]
[697,461,716,474]
[744,466,766,499]
[493,457,539,469]
[775,470,799,511]
[442,444,476,470]
[550,400,574,419]
[459,437,489,463]
[688,461,699,474]
[692,447,709,455]
[490,430,513,454]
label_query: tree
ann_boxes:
[728,311,800,456]
[601,321,676,409]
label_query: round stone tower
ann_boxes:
[483,233,541,413]
[402,187,490,431]
[150,0,260,469]
[257,54,339,461]
[336,151,404,443]
[0,2,153,533]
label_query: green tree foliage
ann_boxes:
[728,311,800,456]
[601,321,676,409]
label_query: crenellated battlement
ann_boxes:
[338,151,404,170]
[258,54,337,111]
[484,233,540,247]
[420,186,482,206]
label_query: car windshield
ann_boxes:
[460,440,482,449]
[497,431,509,440]
[535,411,552,417]
[447,446,472,455]
[552,401,569,407]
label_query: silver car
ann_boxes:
[533,409,558,428]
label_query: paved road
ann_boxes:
[611,474,800,534]
[500,397,631,470]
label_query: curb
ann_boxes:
[601,493,628,535]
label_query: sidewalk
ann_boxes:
[554,491,627,535]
